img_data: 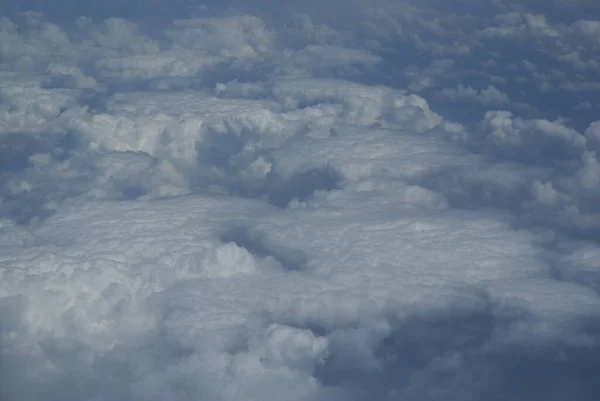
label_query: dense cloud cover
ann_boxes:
[1,1,600,400]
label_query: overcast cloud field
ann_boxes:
[1,0,600,400]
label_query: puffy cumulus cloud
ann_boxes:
[440,84,511,105]
[1,2,600,401]
[272,0,600,130]
[81,17,161,54]
[0,73,80,132]
[423,108,600,238]
[478,111,587,161]
[45,63,100,90]
[523,150,600,235]
[0,145,189,224]
[5,175,595,401]
[275,45,381,78]
[0,14,75,71]
[166,15,274,58]
[481,12,561,39]
[585,121,600,151]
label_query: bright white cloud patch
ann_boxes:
[1,2,600,401]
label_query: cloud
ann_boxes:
[0,73,79,132]
[481,13,561,39]
[478,110,587,160]
[1,2,600,401]
[585,121,600,150]
[440,84,511,105]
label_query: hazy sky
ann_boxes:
[1,1,600,400]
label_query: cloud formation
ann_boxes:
[1,1,599,400]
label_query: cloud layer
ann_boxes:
[1,1,599,400]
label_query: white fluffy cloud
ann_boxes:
[478,110,587,159]
[440,84,511,105]
[1,2,600,401]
